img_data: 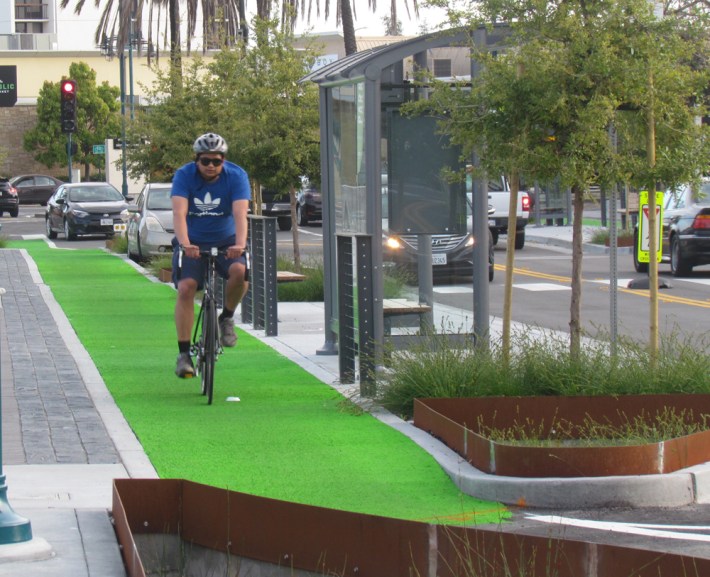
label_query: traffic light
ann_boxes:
[60,79,77,133]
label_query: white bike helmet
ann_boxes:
[193,133,228,154]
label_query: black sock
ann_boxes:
[178,341,190,354]
[219,307,234,321]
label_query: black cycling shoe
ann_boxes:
[175,352,195,378]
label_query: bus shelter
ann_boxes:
[304,26,512,393]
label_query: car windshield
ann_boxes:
[68,186,123,203]
[146,187,172,210]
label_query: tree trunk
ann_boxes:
[341,0,357,55]
[502,171,520,367]
[169,0,182,86]
[569,184,585,359]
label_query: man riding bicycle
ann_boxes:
[171,133,251,378]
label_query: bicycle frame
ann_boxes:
[188,247,223,404]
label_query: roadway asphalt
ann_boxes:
[1,224,709,576]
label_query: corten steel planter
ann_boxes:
[413,394,710,478]
[112,478,710,577]
[158,268,172,283]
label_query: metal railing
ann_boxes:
[0,33,56,50]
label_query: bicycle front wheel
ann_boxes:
[201,295,217,404]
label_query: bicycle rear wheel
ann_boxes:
[200,295,217,404]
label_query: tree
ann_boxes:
[23,62,122,181]
[124,16,321,267]
[283,0,420,55]
[419,0,710,358]
[382,15,403,35]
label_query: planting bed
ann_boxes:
[413,394,710,477]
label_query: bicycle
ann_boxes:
[178,246,249,404]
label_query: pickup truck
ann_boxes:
[484,177,531,250]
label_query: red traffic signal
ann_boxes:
[60,79,77,133]
[61,80,76,97]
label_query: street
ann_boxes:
[4,206,709,344]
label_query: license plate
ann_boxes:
[113,223,127,232]
[101,218,113,226]
[488,219,496,226]
[432,254,447,265]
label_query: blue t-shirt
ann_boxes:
[171,160,251,244]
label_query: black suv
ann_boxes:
[0,178,19,217]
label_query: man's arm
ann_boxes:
[172,195,199,258]
[229,198,250,258]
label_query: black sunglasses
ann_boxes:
[198,157,223,167]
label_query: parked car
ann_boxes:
[126,183,174,261]
[383,200,496,282]
[9,174,63,205]
[296,186,322,226]
[633,180,710,276]
[45,182,131,240]
[0,178,19,217]
[260,188,292,231]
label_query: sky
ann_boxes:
[294,4,450,37]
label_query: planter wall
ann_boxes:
[113,478,710,577]
[158,268,173,283]
[414,394,710,478]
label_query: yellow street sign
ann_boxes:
[636,190,663,264]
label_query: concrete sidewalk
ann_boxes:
[0,226,708,575]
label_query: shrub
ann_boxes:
[277,257,324,302]
[107,234,128,254]
[377,327,710,420]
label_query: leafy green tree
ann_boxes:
[125,16,321,268]
[209,16,321,268]
[24,62,122,181]
[419,0,710,358]
[124,58,214,181]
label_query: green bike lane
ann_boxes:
[14,239,509,526]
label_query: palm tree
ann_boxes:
[61,0,419,79]
[282,0,420,55]
[61,0,247,69]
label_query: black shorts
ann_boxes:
[171,237,248,289]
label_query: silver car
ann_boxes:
[127,183,174,261]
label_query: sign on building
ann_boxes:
[0,66,17,107]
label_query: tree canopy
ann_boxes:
[23,62,122,180]
[416,0,710,356]
[125,16,321,190]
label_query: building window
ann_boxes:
[433,59,451,78]
[16,22,44,33]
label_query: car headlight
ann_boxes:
[72,209,89,218]
[144,215,164,232]
[385,236,404,250]
[466,235,475,247]
[120,208,130,221]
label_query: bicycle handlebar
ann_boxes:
[177,246,250,272]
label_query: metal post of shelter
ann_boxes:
[244,215,278,336]
[355,236,375,397]
[337,235,356,384]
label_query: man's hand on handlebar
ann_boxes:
[226,245,245,259]
[181,244,200,259]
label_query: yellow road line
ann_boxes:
[495,265,710,308]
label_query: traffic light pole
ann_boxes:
[67,133,73,183]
